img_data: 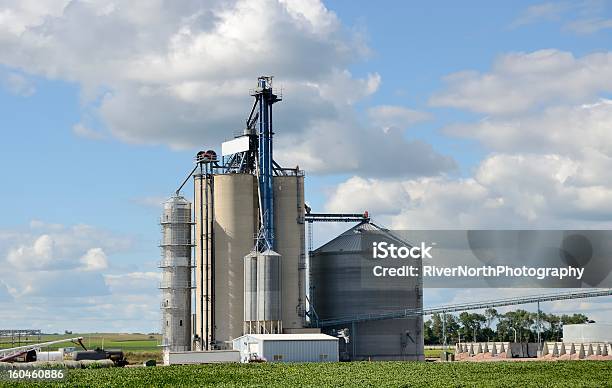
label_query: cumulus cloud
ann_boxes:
[1,221,132,272]
[367,105,431,133]
[444,100,612,158]
[275,111,455,176]
[80,248,109,271]
[0,221,155,331]
[7,234,55,270]
[430,49,612,115]
[0,0,450,176]
[326,152,612,229]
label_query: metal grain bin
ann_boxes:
[160,196,193,353]
[310,222,424,361]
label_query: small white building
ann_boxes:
[563,323,612,343]
[232,333,339,363]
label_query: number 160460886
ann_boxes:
[5,369,65,380]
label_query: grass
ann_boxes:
[424,348,454,358]
[124,351,163,365]
[1,361,611,387]
[0,333,161,352]
[0,333,162,365]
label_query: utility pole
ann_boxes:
[442,312,447,352]
[536,300,541,347]
[511,327,517,343]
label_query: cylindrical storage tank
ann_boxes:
[244,251,258,323]
[273,175,306,330]
[159,196,193,353]
[195,173,257,349]
[243,250,282,334]
[35,350,63,362]
[310,223,424,361]
[256,250,282,322]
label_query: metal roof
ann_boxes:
[235,334,338,341]
[313,221,408,254]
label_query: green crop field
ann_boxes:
[2,361,611,387]
[424,348,454,358]
[0,333,161,352]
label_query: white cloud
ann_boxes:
[13,271,110,298]
[0,0,448,176]
[367,105,431,133]
[0,0,70,35]
[7,234,55,270]
[1,221,132,272]
[444,100,612,160]
[566,17,612,34]
[512,2,612,35]
[0,221,155,332]
[430,49,612,115]
[325,152,612,229]
[80,248,109,271]
[511,2,570,27]
[104,271,161,293]
[275,112,455,176]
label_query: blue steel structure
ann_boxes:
[254,76,281,251]
[186,76,285,252]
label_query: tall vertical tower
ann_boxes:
[159,196,193,352]
[193,77,306,350]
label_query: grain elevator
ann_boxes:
[189,77,306,351]
[160,76,423,362]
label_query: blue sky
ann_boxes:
[1,0,612,332]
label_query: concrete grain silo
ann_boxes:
[193,173,306,349]
[194,173,257,350]
[190,77,306,351]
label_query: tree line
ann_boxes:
[423,308,591,344]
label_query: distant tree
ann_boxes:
[481,327,496,342]
[423,319,436,345]
[430,313,460,345]
[540,313,562,341]
[560,314,589,325]
[445,314,460,344]
[497,310,534,342]
[458,312,486,342]
[485,308,498,329]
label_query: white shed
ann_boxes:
[563,323,612,343]
[232,333,339,363]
